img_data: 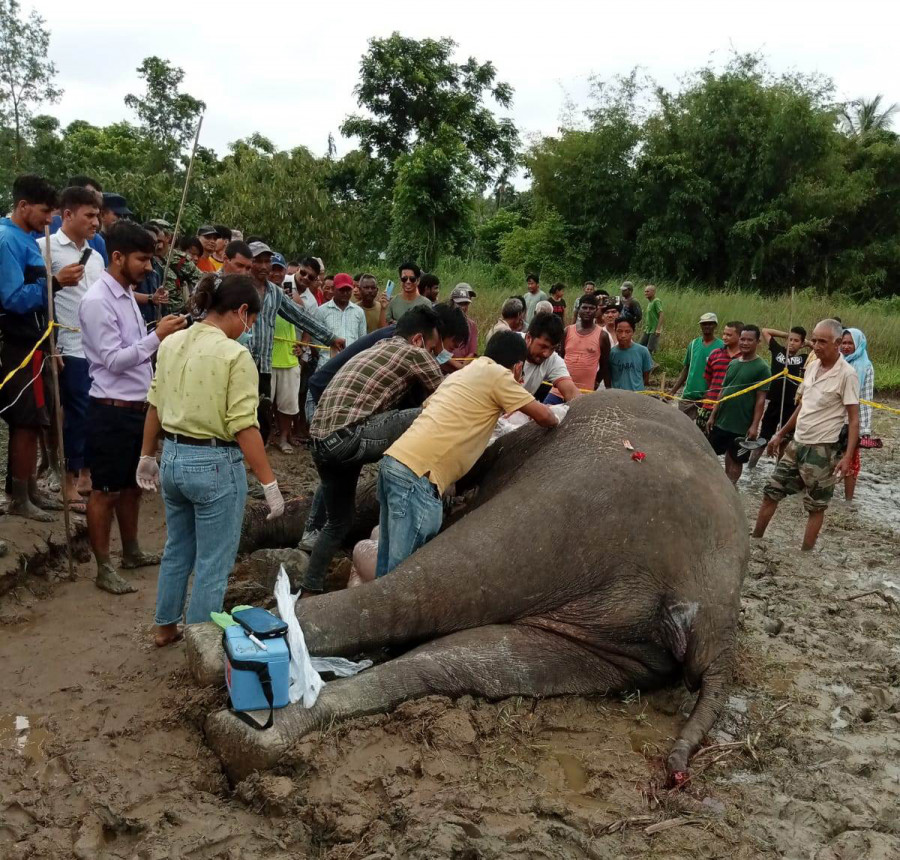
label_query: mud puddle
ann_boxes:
[2,426,900,857]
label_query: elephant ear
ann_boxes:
[659,600,699,665]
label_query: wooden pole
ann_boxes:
[160,114,205,309]
[42,227,75,580]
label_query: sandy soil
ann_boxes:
[2,415,899,859]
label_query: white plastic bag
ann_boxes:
[273,566,373,707]
[274,566,323,707]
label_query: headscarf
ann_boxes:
[843,328,873,391]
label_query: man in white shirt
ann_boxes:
[753,319,860,551]
[37,186,106,510]
[317,272,366,356]
[516,312,581,402]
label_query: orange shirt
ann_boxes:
[197,256,219,273]
[553,324,605,394]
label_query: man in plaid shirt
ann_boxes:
[696,320,743,430]
[302,305,449,593]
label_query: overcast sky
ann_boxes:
[36,0,899,162]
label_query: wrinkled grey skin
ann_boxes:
[206,391,746,781]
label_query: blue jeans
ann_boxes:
[375,456,443,578]
[304,408,422,592]
[154,441,247,626]
[59,356,91,473]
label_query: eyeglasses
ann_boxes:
[400,276,418,283]
[298,270,316,280]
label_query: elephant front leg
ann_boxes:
[206,624,657,780]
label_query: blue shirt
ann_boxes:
[0,217,49,343]
[609,342,653,391]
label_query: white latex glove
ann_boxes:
[262,480,285,520]
[136,455,160,492]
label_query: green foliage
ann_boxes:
[387,132,476,270]
[342,32,518,184]
[0,0,60,173]
[124,56,205,152]
[212,139,341,261]
[475,208,520,263]
[499,210,587,283]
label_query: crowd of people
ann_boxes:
[0,173,879,646]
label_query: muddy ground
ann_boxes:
[1,410,899,859]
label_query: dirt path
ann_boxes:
[2,424,900,858]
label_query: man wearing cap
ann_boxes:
[618,281,643,329]
[449,284,478,363]
[100,193,132,242]
[195,225,221,273]
[246,241,344,442]
[269,252,287,288]
[669,313,724,420]
[212,225,231,267]
[317,273,367,355]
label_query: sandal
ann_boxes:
[65,499,87,514]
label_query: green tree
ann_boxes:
[387,131,476,269]
[342,32,518,184]
[0,0,61,164]
[527,72,643,276]
[210,138,341,261]
[124,56,205,151]
[839,95,899,139]
[499,209,587,284]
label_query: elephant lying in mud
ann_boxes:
[205,391,747,781]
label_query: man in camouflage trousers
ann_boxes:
[753,319,860,551]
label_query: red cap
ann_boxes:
[333,273,354,290]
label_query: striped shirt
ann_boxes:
[248,280,335,375]
[317,299,367,348]
[703,346,739,402]
[310,336,444,439]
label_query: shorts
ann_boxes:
[0,341,51,428]
[640,332,660,354]
[85,400,146,493]
[760,396,795,441]
[763,440,841,513]
[271,365,301,415]
[708,426,751,463]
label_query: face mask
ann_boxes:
[434,349,452,365]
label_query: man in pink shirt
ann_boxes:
[547,291,609,403]
[79,222,186,595]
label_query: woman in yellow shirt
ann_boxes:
[136,274,285,647]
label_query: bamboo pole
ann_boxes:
[160,115,205,309]
[42,227,75,579]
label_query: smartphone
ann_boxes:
[231,607,288,638]
[78,248,91,267]
[385,279,395,299]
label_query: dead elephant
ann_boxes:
[206,391,746,781]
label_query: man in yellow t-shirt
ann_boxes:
[271,313,301,453]
[375,330,560,578]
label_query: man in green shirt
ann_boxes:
[640,284,663,354]
[669,312,723,419]
[386,261,431,323]
[522,273,549,325]
[706,324,771,484]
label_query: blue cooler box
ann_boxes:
[224,625,290,712]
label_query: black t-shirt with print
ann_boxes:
[767,337,806,403]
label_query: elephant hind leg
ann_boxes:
[206,624,663,780]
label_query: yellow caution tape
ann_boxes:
[0,321,55,394]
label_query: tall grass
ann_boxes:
[343,261,900,392]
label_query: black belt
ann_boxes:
[164,431,238,448]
